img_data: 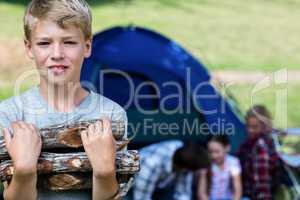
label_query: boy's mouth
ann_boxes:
[48,65,69,76]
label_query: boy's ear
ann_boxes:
[84,37,93,58]
[24,39,34,60]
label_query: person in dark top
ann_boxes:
[237,105,280,200]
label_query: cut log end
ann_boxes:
[57,127,85,148]
[46,174,85,190]
[38,173,135,192]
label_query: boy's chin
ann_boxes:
[46,77,75,86]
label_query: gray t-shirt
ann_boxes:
[0,85,127,200]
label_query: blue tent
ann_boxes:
[81,26,246,151]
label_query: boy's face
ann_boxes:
[25,19,92,86]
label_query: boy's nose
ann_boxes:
[51,44,65,60]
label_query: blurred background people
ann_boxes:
[132,140,210,200]
[197,135,242,200]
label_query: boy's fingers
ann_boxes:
[17,121,28,129]
[80,130,88,144]
[102,118,111,135]
[88,124,94,135]
[27,124,40,139]
[11,121,21,134]
[3,128,11,147]
[96,121,103,135]
[28,123,37,133]
[102,117,111,125]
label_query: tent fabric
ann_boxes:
[273,128,300,167]
[80,26,246,150]
[279,154,300,168]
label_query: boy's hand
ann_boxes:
[81,118,116,178]
[3,121,42,176]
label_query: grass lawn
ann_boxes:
[0,0,299,71]
[0,82,33,100]
[227,82,300,128]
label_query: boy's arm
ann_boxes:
[2,121,42,200]
[81,119,119,200]
[3,170,38,200]
[92,175,119,200]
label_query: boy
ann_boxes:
[237,105,280,200]
[0,0,126,199]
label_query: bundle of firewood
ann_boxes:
[0,119,140,197]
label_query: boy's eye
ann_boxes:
[64,41,77,45]
[37,42,50,46]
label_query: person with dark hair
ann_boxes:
[237,105,280,200]
[132,140,210,200]
[197,135,242,200]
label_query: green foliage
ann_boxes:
[0,0,299,70]
[228,83,300,128]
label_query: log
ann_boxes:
[0,119,139,196]
[38,173,92,191]
[0,150,139,182]
[41,119,126,145]
[37,173,135,195]
[0,120,127,159]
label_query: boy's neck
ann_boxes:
[39,81,89,113]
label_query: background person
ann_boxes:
[197,135,242,200]
[237,105,280,200]
[132,140,210,200]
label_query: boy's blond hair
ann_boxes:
[24,0,92,41]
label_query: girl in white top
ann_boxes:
[198,135,242,200]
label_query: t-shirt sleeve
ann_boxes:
[0,111,12,130]
[110,103,128,139]
[229,157,242,176]
[0,100,20,136]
